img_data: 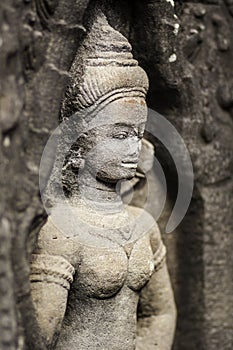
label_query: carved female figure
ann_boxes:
[30,11,176,350]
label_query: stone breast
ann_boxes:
[37,207,158,299]
[72,233,154,299]
[127,233,154,291]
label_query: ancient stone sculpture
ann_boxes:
[30,9,176,350]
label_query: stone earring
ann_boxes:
[79,158,85,170]
[70,156,85,170]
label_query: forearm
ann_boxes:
[136,305,176,350]
[30,254,75,348]
[136,263,176,350]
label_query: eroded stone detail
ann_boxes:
[30,8,176,350]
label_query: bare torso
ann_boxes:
[36,202,162,349]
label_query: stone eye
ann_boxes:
[113,132,128,139]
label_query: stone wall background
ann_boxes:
[0,0,232,349]
[129,1,233,350]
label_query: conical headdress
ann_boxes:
[61,10,149,122]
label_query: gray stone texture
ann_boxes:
[0,0,90,349]
[0,0,232,349]
[30,8,176,349]
[129,1,233,349]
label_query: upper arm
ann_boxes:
[30,215,76,290]
[138,222,175,318]
[30,218,75,347]
[149,222,167,272]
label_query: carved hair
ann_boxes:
[61,11,149,122]
[59,10,149,197]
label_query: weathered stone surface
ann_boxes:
[30,8,176,349]
[129,1,233,349]
[0,0,89,349]
[0,0,232,349]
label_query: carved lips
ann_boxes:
[121,161,138,168]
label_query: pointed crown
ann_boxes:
[61,11,149,122]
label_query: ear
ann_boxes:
[79,158,85,169]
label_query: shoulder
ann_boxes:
[36,215,80,259]
[127,205,155,226]
[127,205,160,238]
[38,215,64,243]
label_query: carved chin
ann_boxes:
[96,167,137,183]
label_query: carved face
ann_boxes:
[80,97,147,183]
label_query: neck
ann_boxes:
[72,169,123,213]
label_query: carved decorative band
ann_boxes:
[61,65,148,121]
[77,88,147,123]
[30,254,75,290]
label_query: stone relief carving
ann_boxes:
[30,9,176,350]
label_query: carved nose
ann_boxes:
[127,137,140,157]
